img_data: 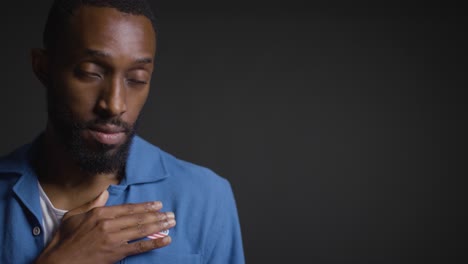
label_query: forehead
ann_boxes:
[61,5,156,60]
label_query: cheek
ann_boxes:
[125,88,149,122]
[52,74,101,121]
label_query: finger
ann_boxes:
[63,190,109,220]
[124,236,172,256]
[89,201,163,219]
[114,217,176,243]
[103,211,175,233]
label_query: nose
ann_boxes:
[96,77,127,118]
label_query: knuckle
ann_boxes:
[154,238,164,248]
[115,240,129,257]
[97,219,111,232]
[154,212,165,221]
[151,238,160,248]
[157,212,170,221]
[163,212,171,220]
[134,241,147,254]
[101,232,114,245]
[136,214,145,224]
[144,202,152,212]
[90,207,104,218]
[160,219,170,229]
[152,236,170,248]
[126,203,136,214]
[137,223,148,235]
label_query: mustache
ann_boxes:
[73,118,133,133]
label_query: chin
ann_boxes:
[72,134,133,174]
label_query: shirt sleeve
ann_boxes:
[204,179,245,264]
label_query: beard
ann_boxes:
[46,91,137,175]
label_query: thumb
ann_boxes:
[63,190,109,220]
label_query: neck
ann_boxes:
[34,124,121,210]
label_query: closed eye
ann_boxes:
[75,69,103,80]
[127,79,148,85]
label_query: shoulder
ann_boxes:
[0,143,31,176]
[159,143,232,195]
[0,143,32,197]
[131,136,232,195]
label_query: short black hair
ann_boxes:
[43,0,158,50]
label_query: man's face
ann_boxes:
[45,6,156,174]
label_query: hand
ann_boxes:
[35,190,176,264]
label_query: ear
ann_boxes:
[31,48,51,88]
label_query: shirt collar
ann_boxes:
[121,135,169,185]
[0,137,43,224]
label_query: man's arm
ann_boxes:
[35,190,176,264]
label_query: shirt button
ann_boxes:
[32,226,41,236]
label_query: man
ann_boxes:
[0,0,244,263]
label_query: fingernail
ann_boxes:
[152,201,162,210]
[162,236,171,244]
[167,212,175,219]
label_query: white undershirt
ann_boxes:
[38,182,68,245]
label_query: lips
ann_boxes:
[87,125,126,145]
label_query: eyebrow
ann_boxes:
[135,57,153,64]
[85,49,153,64]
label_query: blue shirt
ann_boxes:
[0,135,245,264]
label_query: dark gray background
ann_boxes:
[1,1,466,263]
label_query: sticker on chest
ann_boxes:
[147,229,169,239]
